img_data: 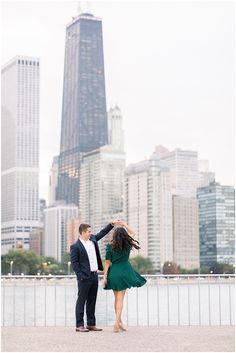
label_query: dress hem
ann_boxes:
[104,282,146,291]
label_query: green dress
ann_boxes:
[104,243,147,291]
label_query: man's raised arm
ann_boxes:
[94,219,121,241]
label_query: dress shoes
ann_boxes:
[86,326,103,331]
[75,326,90,332]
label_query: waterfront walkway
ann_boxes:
[1,326,234,352]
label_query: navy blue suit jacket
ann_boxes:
[70,224,113,280]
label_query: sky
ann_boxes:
[1,0,235,202]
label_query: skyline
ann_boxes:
[1,0,235,202]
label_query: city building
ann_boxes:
[198,160,215,188]
[172,196,200,270]
[154,146,199,197]
[67,217,80,252]
[48,156,59,206]
[57,12,108,205]
[44,202,79,261]
[124,155,172,270]
[79,145,125,257]
[197,181,235,266]
[1,56,40,254]
[29,227,44,256]
[39,199,46,225]
[107,105,124,151]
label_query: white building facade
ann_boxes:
[198,160,215,188]
[154,146,199,198]
[124,156,172,270]
[48,156,59,206]
[172,196,200,270]
[79,145,126,257]
[43,202,79,262]
[1,56,40,254]
[107,105,124,152]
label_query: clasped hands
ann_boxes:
[111,219,126,227]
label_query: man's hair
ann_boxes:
[79,223,91,235]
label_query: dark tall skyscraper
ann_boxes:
[57,12,108,205]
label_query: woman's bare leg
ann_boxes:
[116,290,126,326]
[113,290,118,316]
[113,290,120,331]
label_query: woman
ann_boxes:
[103,221,146,332]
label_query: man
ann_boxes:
[70,220,121,332]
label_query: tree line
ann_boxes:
[1,249,234,275]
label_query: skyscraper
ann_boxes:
[198,160,215,188]
[67,217,81,252]
[172,196,199,270]
[197,181,235,266]
[124,155,172,270]
[1,56,40,254]
[154,146,199,197]
[80,145,125,257]
[107,105,124,151]
[48,156,59,206]
[57,12,108,205]
[44,202,79,261]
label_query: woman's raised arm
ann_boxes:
[120,221,135,238]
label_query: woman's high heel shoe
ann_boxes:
[113,324,121,333]
[119,322,126,331]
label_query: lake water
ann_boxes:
[1,276,234,327]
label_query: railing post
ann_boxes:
[157,279,160,326]
[2,278,5,327]
[54,278,57,326]
[198,275,201,326]
[34,278,36,327]
[229,283,232,326]
[136,287,139,326]
[208,275,211,326]
[65,284,67,327]
[44,277,47,327]
[177,277,180,326]
[167,276,170,326]
[218,282,221,326]
[187,277,190,326]
[105,289,108,327]
[23,277,26,326]
[126,289,129,326]
[13,278,16,327]
[147,280,149,326]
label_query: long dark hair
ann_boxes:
[111,227,140,252]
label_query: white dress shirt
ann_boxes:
[80,238,98,272]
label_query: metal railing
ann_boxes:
[1,274,235,327]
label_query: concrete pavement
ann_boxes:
[1,326,235,352]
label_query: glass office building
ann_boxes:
[57,13,108,205]
[197,181,235,266]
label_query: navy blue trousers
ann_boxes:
[76,272,98,327]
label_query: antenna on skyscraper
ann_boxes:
[77,1,92,16]
[77,1,82,15]
[86,1,92,14]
